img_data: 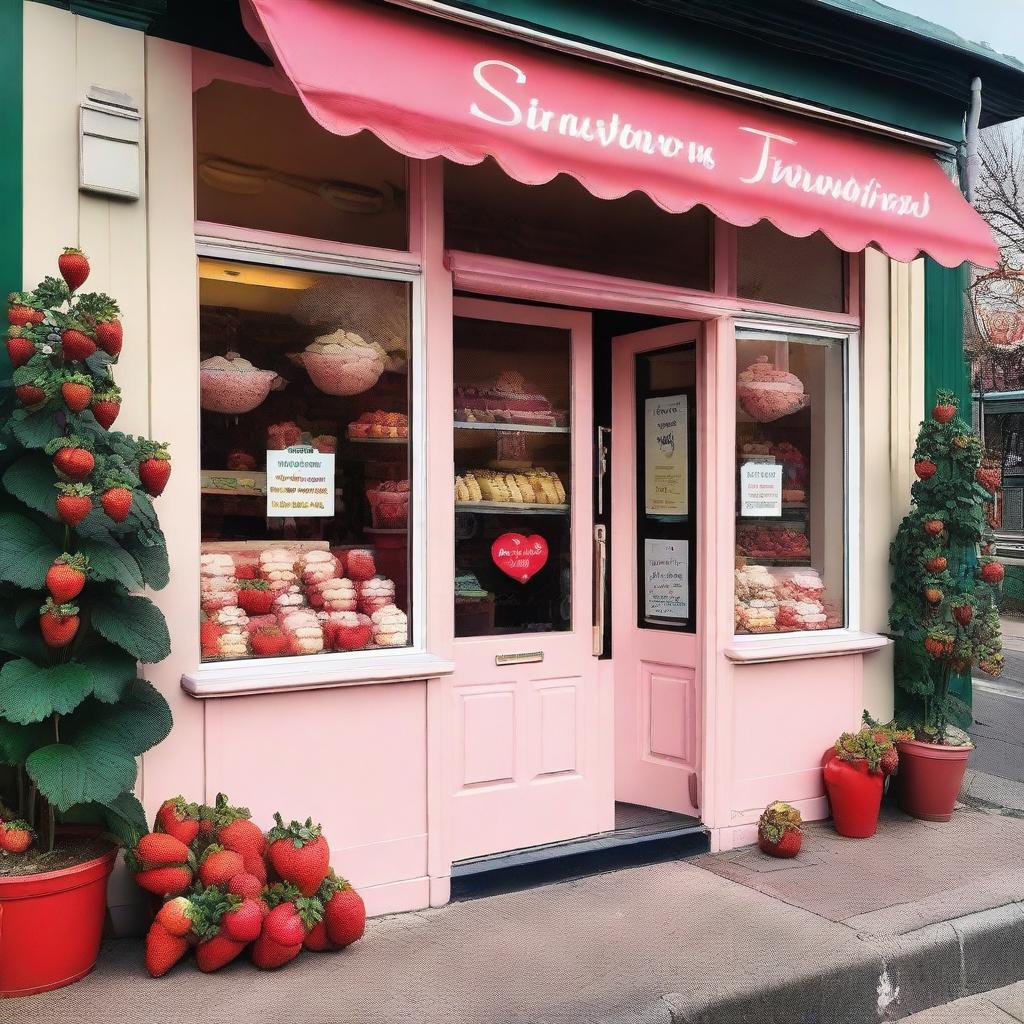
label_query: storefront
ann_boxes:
[16,0,1000,921]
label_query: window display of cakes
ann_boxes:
[734,564,839,634]
[455,468,567,506]
[348,410,409,439]
[736,356,809,422]
[454,371,567,427]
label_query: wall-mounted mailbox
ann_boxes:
[79,86,141,200]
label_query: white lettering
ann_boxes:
[738,127,796,184]
[470,60,525,126]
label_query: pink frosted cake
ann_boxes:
[737,357,809,422]
[454,371,566,427]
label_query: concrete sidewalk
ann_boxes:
[18,803,1024,1024]
[902,980,1024,1022]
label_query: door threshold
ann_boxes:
[450,813,710,901]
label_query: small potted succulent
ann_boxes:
[822,726,905,838]
[757,802,803,858]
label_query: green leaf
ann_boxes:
[98,791,148,847]
[77,536,143,591]
[0,611,48,662]
[71,680,172,757]
[2,453,57,517]
[12,407,63,450]
[0,718,51,764]
[91,593,170,663]
[0,509,60,588]
[26,737,137,812]
[78,644,137,703]
[0,660,94,723]
[125,538,169,591]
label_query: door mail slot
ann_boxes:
[495,651,544,666]
[80,86,142,200]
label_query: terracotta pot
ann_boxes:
[0,845,116,997]
[757,830,802,858]
[822,752,884,838]
[896,739,972,822]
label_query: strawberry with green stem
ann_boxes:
[155,796,200,846]
[76,292,122,358]
[99,471,134,523]
[251,883,323,969]
[46,552,89,603]
[55,483,93,526]
[0,819,34,854]
[47,436,95,482]
[58,247,90,292]
[59,321,97,362]
[137,439,171,498]
[204,793,266,862]
[90,383,122,429]
[188,885,247,973]
[39,598,79,648]
[266,813,330,896]
[318,870,366,948]
[60,371,93,413]
[237,579,274,615]
[6,291,44,327]
[7,330,37,368]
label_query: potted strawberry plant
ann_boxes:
[757,802,803,858]
[0,250,173,997]
[889,391,1004,821]
[822,727,904,837]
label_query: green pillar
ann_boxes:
[0,0,22,303]
[923,257,973,725]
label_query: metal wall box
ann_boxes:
[79,86,141,200]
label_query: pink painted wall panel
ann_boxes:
[205,681,427,888]
[460,687,517,786]
[647,669,695,764]
[536,684,577,776]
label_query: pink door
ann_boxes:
[611,324,702,816]
[447,297,611,861]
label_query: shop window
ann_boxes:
[453,317,571,637]
[737,222,846,312]
[198,257,412,661]
[734,328,846,635]
[194,80,408,249]
[444,158,711,289]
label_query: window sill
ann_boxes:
[724,630,890,665]
[181,651,455,698]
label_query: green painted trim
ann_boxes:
[35,0,165,32]
[0,0,21,303]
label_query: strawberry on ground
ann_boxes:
[303,920,333,952]
[134,865,193,898]
[7,335,36,367]
[228,871,264,902]
[155,896,194,938]
[205,792,266,861]
[58,247,90,292]
[90,389,121,429]
[250,931,302,970]
[55,483,93,526]
[197,845,245,888]
[195,932,246,973]
[262,882,323,946]
[222,898,263,943]
[155,796,200,846]
[266,814,330,896]
[145,921,189,978]
[0,819,34,854]
[39,599,79,648]
[135,832,191,867]
[61,373,93,412]
[319,870,366,948]
[46,552,88,603]
[100,484,133,523]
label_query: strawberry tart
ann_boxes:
[737,357,809,422]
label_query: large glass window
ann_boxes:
[194,80,408,249]
[734,329,846,634]
[199,258,412,660]
[453,316,572,637]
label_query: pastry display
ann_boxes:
[359,576,396,614]
[366,480,410,528]
[455,468,566,505]
[301,329,385,396]
[736,525,810,560]
[200,351,279,414]
[371,605,408,647]
[454,371,567,427]
[348,410,409,439]
[226,450,257,471]
[737,357,809,422]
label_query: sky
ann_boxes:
[880,0,1024,62]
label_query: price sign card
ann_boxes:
[644,538,689,621]
[266,446,335,517]
[740,462,783,517]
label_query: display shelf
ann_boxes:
[201,469,267,496]
[455,500,570,515]
[346,436,408,445]
[453,421,569,435]
[740,555,813,566]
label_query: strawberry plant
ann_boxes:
[0,250,173,854]
[889,391,1003,741]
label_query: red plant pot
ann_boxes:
[757,830,803,858]
[822,752,884,838]
[0,846,116,997]
[896,739,972,822]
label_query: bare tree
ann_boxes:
[977,119,1024,266]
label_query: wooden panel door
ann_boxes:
[611,323,702,816]
[446,298,610,861]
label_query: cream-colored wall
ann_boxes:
[859,250,925,722]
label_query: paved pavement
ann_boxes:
[17,804,1024,1024]
[901,980,1024,1022]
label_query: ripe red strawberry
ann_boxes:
[0,819,33,853]
[761,828,802,858]
[346,549,376,581]
[134,865,193,897]
[923,519,944,537]
[303,920,336,952]
[39,600,79,648]
[266,814,330,896]
[139,455,171,497]
[244,854,268,885]
[238,582,274,615]
[136,832,191,867]
[953,604,973,626]
[250,931,302,970]
[262,883,323,947]
[90,392,121,429]
[155,896,194,938]
[924,636,947,658]
[58,247,90,292]
[55,484,93,526]
[7,304,41,327]
[195,932,246,973]
[250,625,287,655]
[155,796,200,846]
[924,555,948,574]
[204,792,266,861]
[15,383,46,406]
[60,328,97,362]
[61,378,93,412]
[914,459,936,481]
[932,400,956,424]
[46,554,88,603]
[263,902,307,946]
[981,561,1005,585]
[198,846,244,888]
[95,318,123,358]
[200,620,225,656]
[101,486,133,522]
[880,747,899,777]
[977,467,1000,494]
[145,921,189,978]
[335,622,372,651]
[320,872,365,948]
[51,444,94,482]
[227,872,263,902]
[923,587,942,605]
[223,898,263,943]
[6,335,35,367]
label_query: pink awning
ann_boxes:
[241,0,998,268]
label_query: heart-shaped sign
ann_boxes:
[491,533,549,584]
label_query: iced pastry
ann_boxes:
[359,577,396,614]
[318,577,358,612]
[735,599,778,634]
[776,600,828,631]
[371,604,408,647]
[302,329,385,396]
[456,468,566,505]
[737,356,809,422]
[298,550,338,584]
[259,548,299,589]
[279,608,324,654]
[348,410,409,439]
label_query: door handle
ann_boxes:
[593,524,607,656]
